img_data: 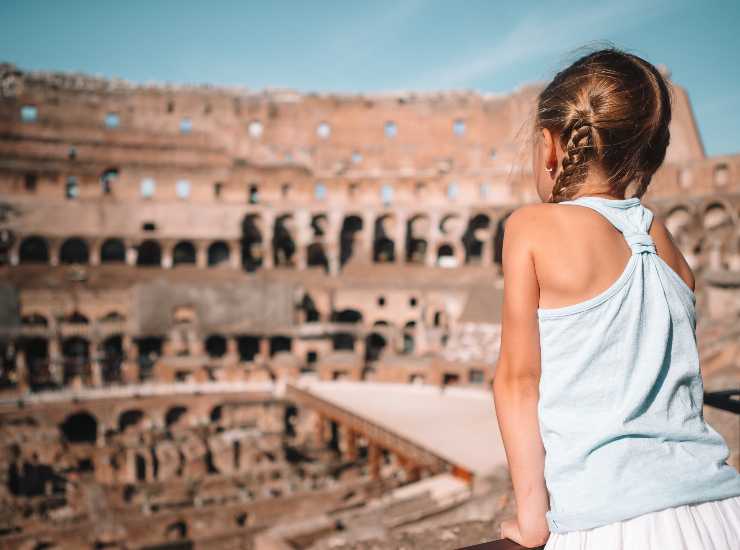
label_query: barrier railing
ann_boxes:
[456,539,545,549]
[704,389,740,414]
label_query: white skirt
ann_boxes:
[544,495,740,550]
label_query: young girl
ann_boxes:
[492,47,740,549]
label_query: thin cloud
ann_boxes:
[411,0,677,89]
[325,0,425,55]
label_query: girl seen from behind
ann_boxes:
[492,46,740,549]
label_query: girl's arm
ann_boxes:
[492,206,551,546]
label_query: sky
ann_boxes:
[1,0,739,156]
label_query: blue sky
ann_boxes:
[1,0,738,156]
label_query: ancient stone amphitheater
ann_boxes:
[0,62,737,549]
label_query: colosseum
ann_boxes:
[0,61,738,549]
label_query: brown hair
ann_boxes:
[536,46,673,202]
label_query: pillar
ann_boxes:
[368,443,381,481]
[196,243,208,269]
[343,426,357,461]
[315,413,327,446]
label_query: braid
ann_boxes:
[550,119,596,203]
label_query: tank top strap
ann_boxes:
[559,196,657,255]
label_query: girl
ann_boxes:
[492,47,740,549]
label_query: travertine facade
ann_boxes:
[0,62,738,549]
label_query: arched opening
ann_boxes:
[172,241,196,266]
[61,336,90,384]
[23,337,51,390]
[406,215,429,263]
[300,293,320,323]
[59,238,89,264]
[237,336,260,362]
[207,241,230,267]
[19,236,49,264]
[59,411,98,444]
[269,336,291,356]
[100,238,126,263]
[402,321,416,354]
[137,240,162,267]
[436,243,455,266]
[241,214,263,272]
[66,311,89,324]
[118,409,145,433]
[101,335,123,383]
[273,215,296,267]
[307,243,329,271]
[100,168,119,195]
[165,406,188,428]
[135,454,147,482]
[493,212,512,267]
[373,215,395,262]
[339,215,363,267]
[365,324,387,362]
[331,309,361,351]
[205,335,227,358]
[136,337,163,381]
[463,214,490,263]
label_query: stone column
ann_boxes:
[196,242,208,269]
[368,443,381,480]
[229,241,241,269]
[89,240,101,266]
[259,337,270,363]
[315,413,327,446]
[125,241,137,266]
[161,243,173,269]
[343,426,357,461]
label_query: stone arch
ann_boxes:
[19,235,49,264]
[66,311,89,324]
[241,214,263,272]
[493,211,514,266]
[207,241,230,267]
[118,409,146,433]
[307,242,329,271]
[137,240,162,267]
[365,320,389,361]
[23,337,50,390]
[21,312,48,326]
[59,411,98,444]
[205,334,227,358]
[60,237,89,264]
[101,334,123,383]
[165,406,189,429]
[270,335,291,356]
[402,320,416,354]
[463,213,490,263]
[61,336,90,384]
[173,241,196,266]
[406,214,429,263]
[373,214,396,262]
[339,214,363,267]
[300,292,320,323]
[331,309,362,351]
[100,238,126,263]
[436,243,455,266]
[273,214,297,267]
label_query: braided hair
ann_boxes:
[537,47,673,203]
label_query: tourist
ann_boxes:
[492,46,740,549]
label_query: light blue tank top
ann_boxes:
[536,195,740,533]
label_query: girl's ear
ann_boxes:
[541,128,558,169]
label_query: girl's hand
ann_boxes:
[500,516,549,548]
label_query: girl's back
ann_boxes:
[534,195,740,534]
